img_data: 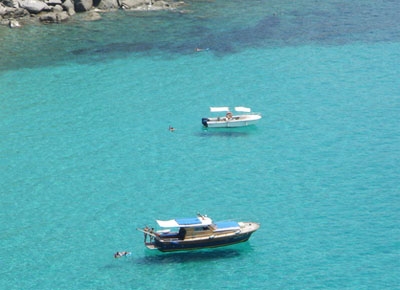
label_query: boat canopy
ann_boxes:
[209,107,252,113]
[234,106,251,113]
[156,216,213,228]
[210,107,230,112]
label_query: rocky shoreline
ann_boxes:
[0,0,186,27]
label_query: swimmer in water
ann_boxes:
[114,251,131,258]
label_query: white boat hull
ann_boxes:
[202,114,262,128]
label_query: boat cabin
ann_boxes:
[154,217,241,241]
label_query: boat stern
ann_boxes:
[202,118,209,127]
[145,242,158,250]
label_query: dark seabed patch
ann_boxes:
[1,1,400,71]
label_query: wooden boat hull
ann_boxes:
[139,217,260,253]
[145,221,260,252]
[153,231,255,252]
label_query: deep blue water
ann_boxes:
[1,1,399,289]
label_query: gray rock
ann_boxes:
[74,0,92,12]
[13,0,20,8]
[96,0,119,10]
[153,1,167,7]
[45,0,62,5]
[39,10,69,22]
[0,4,6,15]
[119,0,143,9]
[9,18,21,27]
[119,0,184,10]
[18,0,50,14]
[52,4,63,12]
[62,0,75,15]
[2,0,17,8]
[1,6,29,18]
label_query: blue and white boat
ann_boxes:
[202,106,262,128]
[137,213,260,252]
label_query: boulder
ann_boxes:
[9,18,21,27]
[96,0,119,10]
[39,10,69,22]
[62,0,75,15]
[52,4,63,11]
[2,0,18,8]
[18,0,50,13]
[119,0,143,9]
[45,0,62,5]
[0,4,6,15]
[1,6,28,18]
[153,1,168,8]
[120,0,184,10]
[74,0,92,12]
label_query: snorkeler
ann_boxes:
[114,251,131,258]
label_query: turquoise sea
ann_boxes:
[1,0,399,289]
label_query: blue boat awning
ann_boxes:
[156,216,213,228]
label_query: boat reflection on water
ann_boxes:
[197,125,259,138]
[136,248,245,265]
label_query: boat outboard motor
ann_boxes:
[202,118,209,127]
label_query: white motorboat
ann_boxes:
[202,107,262,128]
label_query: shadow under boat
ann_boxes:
[134,247,245,265]
[196,126,259,138]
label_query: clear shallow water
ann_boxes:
[1,1,399,289]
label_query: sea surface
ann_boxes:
[1,0,399,289]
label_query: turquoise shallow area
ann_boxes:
[1,1,400,289]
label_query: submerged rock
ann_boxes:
[82,10,101,21]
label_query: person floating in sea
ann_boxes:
[114,251,131,258]
[169,125,175,132]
